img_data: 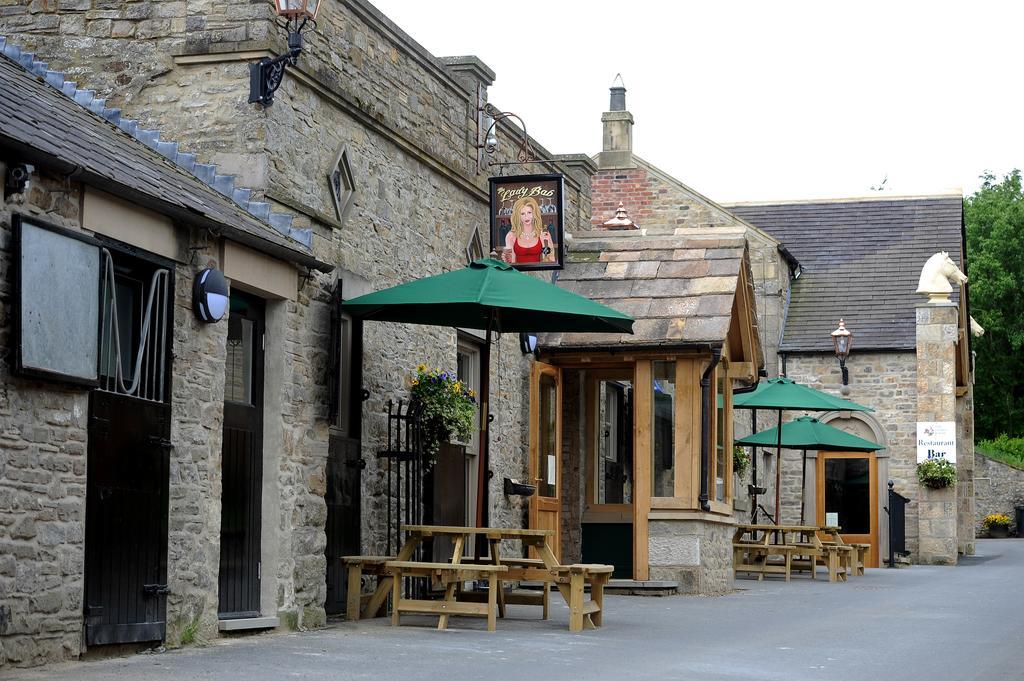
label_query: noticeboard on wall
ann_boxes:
[916,421,957,463]
[13,215,101,387]
[489,174,564,271]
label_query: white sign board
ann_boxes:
[917,422,957,463]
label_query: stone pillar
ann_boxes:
[915,301,958,565]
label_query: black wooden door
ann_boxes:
[324,283,363,617]
[218,293,265,619]
[84,391,171,645]
[324,435,362,615]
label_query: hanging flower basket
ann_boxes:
[409,364,476,462]
[917,459,957,489]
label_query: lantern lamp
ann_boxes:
[830,318,853,385]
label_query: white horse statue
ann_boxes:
[916,251,968,303]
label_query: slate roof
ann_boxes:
[0,37,330,272]
[539,229,751,350]
[726,195,963,352]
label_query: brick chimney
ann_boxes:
[597,74,635,170]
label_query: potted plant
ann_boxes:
[983,513,1012,538]
[409,364,476,462]
[733,445,750,479]
[916,459,957,489]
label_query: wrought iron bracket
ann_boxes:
[249,29,304,107]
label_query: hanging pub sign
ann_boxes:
[489,174,564,271]
[916,421,957,463]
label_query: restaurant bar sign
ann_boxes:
[489,174,564,271]
[916,421,957,463]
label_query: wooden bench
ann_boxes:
[550,564,613,632]
[386,561,509,632]
[848,543,870,576]
[733,543,804,581]
[788,543,847,582]
[341,555,393,620]
[463,557,551,619]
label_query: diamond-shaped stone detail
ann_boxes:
[328,145,355,225]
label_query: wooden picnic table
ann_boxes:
[343,524,612,632]
[733,523,848,582]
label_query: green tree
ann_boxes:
[965,170,1024,438]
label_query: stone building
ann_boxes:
[587,80,975,569]
[0,45,331,666]
[0,0,595,670]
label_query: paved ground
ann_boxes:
[6,539,1024,681]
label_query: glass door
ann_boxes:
[816,451,878,567]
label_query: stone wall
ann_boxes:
[975,453,1024,536]
[165,247,228,647]
[0,164,89,667]
[648,518,733,595]
[781,351,920,555]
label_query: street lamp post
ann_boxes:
[830,318,853,386]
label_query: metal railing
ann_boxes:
[97,248,171,402]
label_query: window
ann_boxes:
[328,145,356,225]
[97,247,172,403]
[334,314,353,434]
[538,372,558,498]
[714,369,727,502]
[457,337,482,529]
[651,360,676,498]
[596,379,633,505]
[224,315,255,404]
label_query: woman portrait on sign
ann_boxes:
[501,196,555,265]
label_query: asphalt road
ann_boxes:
[6,539,1023,681]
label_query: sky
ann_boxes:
[370,0,1023,203]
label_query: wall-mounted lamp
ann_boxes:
[193,268,229,323]
[476,103,558,173]
[249,0,321,107]
[519,332,538,355]
[830,318,853,385]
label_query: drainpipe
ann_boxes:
[699,346,723,512]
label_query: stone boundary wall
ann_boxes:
[975,453,1024,536]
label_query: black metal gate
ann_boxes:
[886,481,910,567]
[84,247,173,646]
[378,401,428,597]
[218,292,265,618]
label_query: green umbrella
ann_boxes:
[733,377,874,412]
[737,416,884,525]
[342,258,634,333]
[732,377,874,525]
[342,258,634,530]
[736,416,884,451]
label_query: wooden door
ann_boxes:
[817,451,878,567]
[219,292,265,618]
[325,435,362,615]
[85,247,173,646]
[529,361,561,559]
[325,286,363,616]
[85,393,171,645]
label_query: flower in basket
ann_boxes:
[916,458,957,489]
[409,364,476,461]
[983,513,1011,530]
[732,445,751,479]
